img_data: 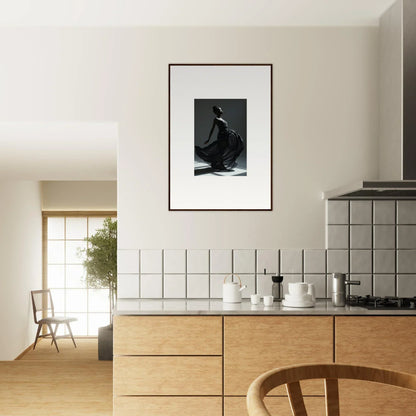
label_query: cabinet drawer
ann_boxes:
[225,396,325,416]
[336,317,416,373]
[224,316,333,395]
[114,356,222,396]
[114,396,222,416]
[114,316,222,355]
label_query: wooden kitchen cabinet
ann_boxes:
[113,315,222,355]
[113,316,223,416]
[225,396,325,416]
[224,316,333,396]
[335,316,416,415]
[114,397,222,416]
[113,356,222,396]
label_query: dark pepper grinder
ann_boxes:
[272,275,284,301]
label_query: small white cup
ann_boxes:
[251,294,261,305]
[263,295,274,306]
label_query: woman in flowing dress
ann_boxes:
[195,105,244,171]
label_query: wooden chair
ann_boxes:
[246,363,416,416]
[31,289,77,353]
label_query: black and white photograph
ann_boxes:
[194,99,247,176]
[169,64,272,210]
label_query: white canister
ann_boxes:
[223,274,247,303]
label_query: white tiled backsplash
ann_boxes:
[117,200,416,300]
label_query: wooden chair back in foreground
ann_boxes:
[246,363,416,416]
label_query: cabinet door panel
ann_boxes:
[224,316,333,395]
[339,380,416,416]
[336,317,416,372]
[225,396,325,416]
[114,397,222,416]
[336,317,416,415]
[114,356,222,396]
[114,316,222,355]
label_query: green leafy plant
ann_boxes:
[81,218,117,325]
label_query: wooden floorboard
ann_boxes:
[0,339,112,415]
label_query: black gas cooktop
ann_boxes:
[347,295,416,310]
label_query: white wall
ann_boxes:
[42,181,117,211]
[0,27,379,249]
[0,181,42,360]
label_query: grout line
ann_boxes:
[185,249,188,299]
[371,200,374,296]
[161,250,164,299]
[394,200,399,296]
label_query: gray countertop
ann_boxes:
[114,299,416,316]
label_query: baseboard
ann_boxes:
[14,343,34,360]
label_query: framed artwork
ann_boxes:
[169,64,272,211]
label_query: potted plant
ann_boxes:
[82,217,117,360]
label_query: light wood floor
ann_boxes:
[0,338,112,416]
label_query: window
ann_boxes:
[44,213,116,336]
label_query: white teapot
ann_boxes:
[223,274,247,303]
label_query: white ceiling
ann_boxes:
[0,123,117,180]
[0,0,397,27]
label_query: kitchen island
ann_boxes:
[113,300,416,416]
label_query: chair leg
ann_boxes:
[51,323,59,345]
[66,322,77,348]
[47,323,59,352]
[33,324,42,350]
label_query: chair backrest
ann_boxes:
[246,363,416,416]
[31,289,55,323]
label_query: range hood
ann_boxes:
[324,0,416,200]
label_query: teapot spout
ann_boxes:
[239,285,247,292]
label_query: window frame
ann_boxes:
[42,211,117,337]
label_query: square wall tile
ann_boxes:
[327,225,349,249]
[397,226,416,249]
[282,275,303,296]
[350,201,372,224]
[164,250,186,274]
[374,275,396,297]
[397,201,416,224]
[373,250,395,274]
[187,250,209,274]
[117,250,139,274]
[350,226,372,249]
[233,250,255,274]
[140,274,162,298]
[397,250,416,273]
[117,274,140,298]
[350,250,372,274]
[349,274,372,296]
[140,250,163,274]
[187,274,209,298]
[327,200,349,224]
[210,275,226,298]
[280,250,303,274]
[397,275,416,297]
[304,274,326,298]
[210,250,232,274]
[256,275,273,296]
[257,249,279,274]
[164,274,186,298]
[373,226,395,249]
[304,250,326,274]
[374,201,395,224]
[327,250,348,274]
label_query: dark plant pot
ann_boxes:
[98,324,113,361]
